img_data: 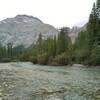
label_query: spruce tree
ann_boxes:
[87,3,97,49]
[7,43,13,58]
[37,33,43,54]
[86,0,100,65]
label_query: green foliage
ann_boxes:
[50,52,72,66]
[87,0,100,65]
[74,0,100,66]
[29,28,73,66]
[74,31,89,64]
[57,29,68,54]
[90,45,100,65]
[51,53,68,66]
[37,53,48,65]
[36,33,43,54]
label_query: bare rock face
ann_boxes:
[68,25,87,43]
[0,15,58,48]
[58,24,87,44]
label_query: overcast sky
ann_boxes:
[0,0,96,28]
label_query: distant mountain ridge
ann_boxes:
[0,15,87,47]
[0,15,58,48]
[69,24,87,43]
[59,24,87,43]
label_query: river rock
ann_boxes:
[0,97,2,100]
[0,93,2,97]
[45,96,62,100]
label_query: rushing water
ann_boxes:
[0,62,100,100]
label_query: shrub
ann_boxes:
[32,56,37,64]
[37,53,48,65]
[0,58,12,62]
[50,52,71,66]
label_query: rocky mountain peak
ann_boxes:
[68,24,87,43]
[15,14,43,23]
[0,15,58,48]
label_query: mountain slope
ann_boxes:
[68,24,87,43]
[0,15,58,48]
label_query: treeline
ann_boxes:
[74,0,100,66]
[0,43,24,62]
[19,29,73,65]
[0,0,100,66]
[0,28,73,65]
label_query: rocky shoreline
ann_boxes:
[0,63,100,100]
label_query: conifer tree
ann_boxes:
[87,3,97,49]
[37,33,43,54]
[7,43,13,58]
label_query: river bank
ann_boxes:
[0,62,100,100]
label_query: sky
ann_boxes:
[0,0,96,28]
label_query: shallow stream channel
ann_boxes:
[0,62,100,100]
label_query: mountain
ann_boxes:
[0,15,58,48]
[68,24,87,43]
[59,24,87,44]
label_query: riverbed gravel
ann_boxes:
[0,62,100,100]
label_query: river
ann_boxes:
[0,62,100,100]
